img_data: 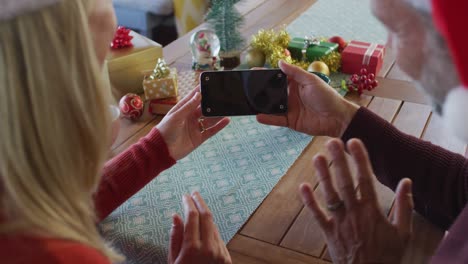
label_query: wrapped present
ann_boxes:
[143,59,178,100]
[107,30,163,96]
[288,37,338,62]
[148,70,200,115]
[341,40,385,75]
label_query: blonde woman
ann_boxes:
[0,0,232,263]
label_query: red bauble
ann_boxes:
[328,36,347,52]
[119,93,144,121]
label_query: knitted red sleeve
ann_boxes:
[342,107,468,230]
[94,127,176,220]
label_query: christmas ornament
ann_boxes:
[244,48,266,68]
[343,68,379,95]
[308,61,330,76]
[111,26,133,49]
[119,93,144,121]
[190,29,221,71]
[328,36,347,52]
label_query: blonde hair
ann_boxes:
[0,0,122,261]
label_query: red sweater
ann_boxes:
[0,128,176,263]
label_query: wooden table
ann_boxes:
[110,1,467,263]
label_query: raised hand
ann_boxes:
[157,87,230,160]
[256,61,359,137]
[168,192,232,264]
[300,138,414,263]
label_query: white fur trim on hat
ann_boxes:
[1,0,61,21]
[443,86,468,142]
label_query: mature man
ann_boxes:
[257,0,468,262]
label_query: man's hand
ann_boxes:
[257,61,359,138]
[300,139,414,263]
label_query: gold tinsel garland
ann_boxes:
[250,29,341,72]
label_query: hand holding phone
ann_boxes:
[200,69,288,117]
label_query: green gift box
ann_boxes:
[288,37,338,62]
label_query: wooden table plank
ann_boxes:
[421,113,467,155]
[387,63,413,82]
[392,102,431,137]
[363,78,428,105]
[229,235,331,264]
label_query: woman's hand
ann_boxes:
[257,61,359,137]
[300,138,414,263]
[157,88,230,160]
[168,192,232,264]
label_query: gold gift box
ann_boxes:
[106,31,163,96]
[143,68,178,100]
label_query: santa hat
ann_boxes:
[431,0,468,142]
[0,0,60,21]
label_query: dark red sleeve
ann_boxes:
[342,107,468,230]
[94,128,176,220]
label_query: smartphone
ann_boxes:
[200,69,288,116]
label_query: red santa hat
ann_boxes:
[431,0,468,141]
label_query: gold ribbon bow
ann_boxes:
[147,58,170,80]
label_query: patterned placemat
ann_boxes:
[100,1,387,263]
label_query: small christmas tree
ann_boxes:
[205,0,245,57]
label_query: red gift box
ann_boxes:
[341,40,385,75]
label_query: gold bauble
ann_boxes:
[245,48,266,68]
[307,61,330,76]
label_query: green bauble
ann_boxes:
[245,49,266,68]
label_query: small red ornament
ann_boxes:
[119,93,144,121]
[328,36,347,52]
[111,26,134,49]
[346,68,379,95]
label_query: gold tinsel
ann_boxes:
[251,29,292,68]
[250,29,342,72]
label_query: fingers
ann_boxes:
[168,214,184,263]
[168,86,200,115]
[278,60,318,85]
[314,154,342,212]
[300,183,329,230]
[191,192,216,242]
[256,114,288,127]
[347,139,377,202]
[327,139,358,208]
[393,178,414,236]
[182,194,200,243]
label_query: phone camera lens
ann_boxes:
[206,107,211,113]
[277,73,283,78]
[205,76,210,81]
[279,105,284,110]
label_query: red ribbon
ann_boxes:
[111,26,134,49]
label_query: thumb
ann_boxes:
[168,214,184,263]
[392,178,414,237]
[278,60,319,84]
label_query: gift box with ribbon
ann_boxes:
[143,59,178,101]
[341,40,385,75]
[288,37,339,62]
[107,29,163,97]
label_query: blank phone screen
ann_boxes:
[200,70,288,116]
